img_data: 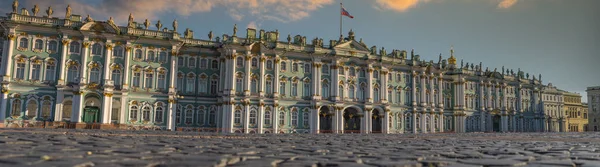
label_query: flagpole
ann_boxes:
[340,2,343,38]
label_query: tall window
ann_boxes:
[155,106,164,123]
[303,112,309,127]
[266,60,273,70]
[360,69,366,77]
[279,111,285,126]
[145,73,153,88]
[396,91,401,104]
[92,43,102,55]
[266,79,273,94]
[15,62,25,79]
[45,62,56,81]
[211,60,219,69]
[198,107,205,125]
[132,72,141,87]
[31,63,41,81]
[186,76,195,93]
[234,109,241,124]
[249,109,257,124]
[34,39,43,50]
[177,74,184,92]
[209,109,216,125]
[67,66,78,83]
[280,82,286,95]
[339,85,344,98]
[291,82,298,96]
[397,115,402,130]
[19,38,29,48]
[189,58,196,67]
[251,58,258,68]
[265,109,272,125]
[69,42,80,53]
[358,84,366,101]
[142,106,151,121]
[339,67,344,75]
[281,62,287,71]
[112,69,122,87]
[374,70,379,79]
[304,63,310,73]
[303,81,310,97]
[26,100,38,118]
[176,108,181,124]
[322,65,329,74]
[11,99,21,116]
[200,59,207,69]
[236,57,243,67]
[157,73,165,90]
[185,107,193,124]
[210,79,218,95]
[322,82,329,98]
[135,50,143,60]
[374,88,380,102]
[251,78,258,94]
[113,46,123,57]
[89,68,100,83]
[349,68,355,76]
[199,78,207,94]
[41,101,52,119]
[349,85,355,99]
[48,41,58,52]
[129,106,138,120]
[291,109,298,127]
[292,63,299,72]
[235,77,243,93]
[388,89,393,101]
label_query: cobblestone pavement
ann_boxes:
[1,129,600,167]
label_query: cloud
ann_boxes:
[247,21,259,29]
[497,0,518,9]
[1,0,334,24]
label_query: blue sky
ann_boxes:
[7,0,599,102]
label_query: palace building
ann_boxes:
[0,2,572,133]
[587,86,600,131]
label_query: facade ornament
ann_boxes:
[155,20,162,30]
[502,66,505,75]
[107,17,114,25]
[12,0,18,13]
[539,74,542,81]
[82,42,90,48]
[128,13,135,28]
[411,49,414,59]
[85,14,93,22]
[105,43,113,50]
[208,31,213,41]
[233,24,237,36]
[104,93,113,97]
[172,19,178,32]
[7,34,16,41]
[65,5,71,19]
[144,19,150,29]
[32,5,39,16]
[46,6,53,18]
[470,63,474,70]
[460,59,464,68]
[448,46,456,65]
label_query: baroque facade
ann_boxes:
[587,86,600,131]
[0,2,571,133]
[563,90,587,132]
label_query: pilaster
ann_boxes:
[123,45,132,90]
[2,34,16,82]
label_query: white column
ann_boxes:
[80,42,90,83]
[244,104,250,133]
[382,71,388,103]
[0,38,9,76]
[72,92,83,123]
[258,104,264,133]
[101,93,113,124]
[2,35,16,81]
[0,93,8,121]
[123,47,132,89]
[383,110,390,134]
[362,109,368,133]
[229,54,237,94]
[332,108,338,133]
[120,94,128,124]
[103,44,113,82]
[412,112,417,133]
[243,55,251,96]
[53,93,64,122]
[332,63,340,100]
[412,73,417,106]
[479,82,486,132]
[168,52,178,92]
[439,113,444,132]
[338,108,344,133]
[167,100,176,131]
[273,58,280,97]
[421,75,426,106]
[366,68,373,103]
[313,107,320,133]
[259,56,265,97]
[273,106,279,133]
[311,62,318,98]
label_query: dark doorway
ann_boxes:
[319,107,333,133]
[371,110,382,133]
[492,115,501,132]
[83,106,100,123]
[343,107,361,133]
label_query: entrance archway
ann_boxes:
[343,107,361,133]
[371,109,382,133]
[319,106,333,133]
[492,115,501,132]
[83,94,102,123]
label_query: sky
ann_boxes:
[3,0,599,102]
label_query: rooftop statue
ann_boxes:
[479,62,482,71]
[287,34,291,44]
[380,47,386,56]
[172,19,178,32]
[438,54,442,64]
[539,74,542,81]
[465,62,469,69]
[46,6,53,18]
[65,5,71,19]
[20,8,28,16]
[208,31,213,41]
[12,0,18,13]
[526,73,529,79]
[275,29,279,40]
[370,46,377,55]
[502,66,505,75]
[155,20,162,30]
[108,17,114,25]
[128,13,135,28]
[233,24,237,36]
[144,19,150,29]
[470,63,474,70]
[461,59,464,68]
[85,14,93,22]
[32,5,39,16]
[411,49,414,59]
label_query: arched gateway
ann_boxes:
[343,107,361,133]
[318,106,333,133]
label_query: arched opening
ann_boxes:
[492,115,501,132]
[343,107,361,133]
[62,100,72,121]
[83,95,101,123]
[371,109,382,133]
[319,106,333,133]
[111,100,121,124]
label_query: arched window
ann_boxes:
[185,107,194,124]
[249,109,257,125]
[89,67,100,83]
[373,70,379,79]
[211,60,219,69]
[15,61,25,79]
[48,41,58,52]
[292,63,299,72]
[208,108,216,125]
[303,80,310,97]
[135,49,143,60]
[358,83,366,101]
[177,57,184,66]
[198,107,205,125]
[200,59,207,69]
[374,87,380,102]
[145,72,153,88]
[234,109,242,124]
[349,68,355,76]
[157,72,166,90]
[349,85,355,99]
[189,57,196,67]
[251,78,258,94]
[34,39,43,50]
[266,78,273,95]
[236,57,243,67]
[113,46,123,57]
[360,69,366,77]
[303,111,309,127]
[67,65,79,83]
[176,108,181,124]
[210,78,218,95]
[31,63,41,81]
[69,42,80,53]
[92,43,102,55]
[159,52,167,62]
[11,99,22,116]
[389,115,393,129]
[266,60,273,70]
[322,65,329,74]
[142,106,151,121]
[279,111,285,126]
[397,114,402,130]
[155,106,164,123]
[396,90,402,104]
[132,71,142,88]
[304,63,310,73]
[199,77,207,94]
[388,89,393,101]
[41,100,52,119]
[339,85,344,98]
[112,69,122,87]
[129,106,138,120]
[322,81,330,98]
[186,74,195,93]
[338,67,344,75]
[44,61,56,81]
[26,100,38,118]
[235,75,243,93]
[19,38,29,48]
[264,109,272,125]
[281,62,287,71]
[291,109,298,127]
[291,82,298,96]
[251,58,258,68]
[280,81,286,95]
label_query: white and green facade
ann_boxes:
[0,3,567,133]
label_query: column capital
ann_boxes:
[6,34,16,41]
[105,43,114,50]
[82,42,91,48]
[61,39,70,46]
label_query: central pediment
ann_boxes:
[334,40,369,52]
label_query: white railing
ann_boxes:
[125,28,173,39]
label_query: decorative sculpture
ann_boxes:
[85,14,93,22]
[287,34,291,44]
[32,5,39,16]
[438,54,442,64]
[526,73,529,79]
[144,19,150,29]
[539,74,542,81]
[411,49,414,59]
[461,60,464,68]
[502,66,505,75]
[470,64,474,70]
[208,31,213,41]
[107,17,114,25]
[275,29,279,41]
[128,13,135,28]
[380,47,386,56]
[12,0,18,13]
[155,20,162,30]
[479,62,482,71]
[233,24,237,36]
[465,62,469,69]
[65,5,71,19]
[172,19,178,32]
[46,6,53,18]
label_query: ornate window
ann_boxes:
[45,61,56,82]
[234,108,241,124]
[11,99,22,116]
[210,78,218,95]
[157,72,165,90]
[188,57,196,67]
[31,63,41,81]
[339,85,344,99]
[349,68,355,76]
[279,111,285,126]
[19,38,29,49]
[236,57,244,67]
[198,106,206,125]
[265,108,272,125]
[41,100,52,119]
[26,100,38,118]
[129,106,138,121]
[251,77,258,94]
[132,72,141,87]
[186,74,195,93]
[146,51,154,61]
[251,58,258,68]
[67,65,78,83]
[89,67,101,83]
[15,61,25,80]
[303,111,309,127]
[200,59,207,69]
[360,69,366,77]
[199,77,207,94]
[303,80,310,97]
[176,108,181,124]
[113,46,123,57]
[185,106,194,124]
[339,67,344,75]
[266,77,273,95]
[280,81,286,95]
[349,85,355,99]
[304,63,310,73]
[158,52,167,62]
[48,41,58,52]
[358,83,366,101]
[281,62,287,71]
[291,109,298,127]
[235,75,243,93]
[69,41,80,53]
[145,72,153,88]
[209,108,216,125]
[373,70,379,79]
[34,39,43,50]
[142,106,151,121]
[374,87,380,103]
[249,109,257,125]
[397,114,402,130]
[388,89,393,102]
[135,49,143,60]
[266,60,273,70]
[211,60,219,69]
[396,90,402,104]
[292,63,299,72]
[155,106,164,123]
[322,64,329,74]
[92,43,102,55]
[291,82,298,97]
[112,69,122,87]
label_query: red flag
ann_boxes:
[341,7,354,19]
